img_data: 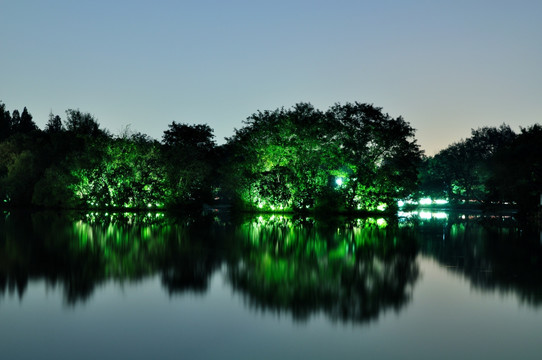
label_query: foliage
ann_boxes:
[0,101,12,141]
[64,109,107,137]
[331,103,422,210]
[161,122,217,206]
[224,102,422,212]
[44,112,64,133]
[0,134,50,206]
[2,98,541,213]
[67,135,171,209]
[489,125,542,211]
[420,124,516,204]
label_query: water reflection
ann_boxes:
[415,212,542,306]
[1,210,542,323]
[226,215,419,323]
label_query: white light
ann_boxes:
[335,177,343,186]
[434,199,449,205]
[397,200,405,207]
[433,212,448,219]
[377,203,387,211]
[419,198,432,205]
[419,211,432,219]
[398,211,416,218]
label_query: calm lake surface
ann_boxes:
[1,210,542,359]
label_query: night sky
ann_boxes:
[1,0,541,154]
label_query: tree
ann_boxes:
[490,124,542,212]
[17,107,38,133]
[331,103,422,211]
[64,109,106,137]
[224,103,336,211]
[223,102,422,212]
[162,122,216,151]
[10,110,20,133]
[0,135,50,205]
[424,125,516,204]
[0,101,12,141]
[45,112,64,133]
[162,122,217,206]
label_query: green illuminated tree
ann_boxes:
[331,103,422,211]
[224,102,422,212]
[66,134,170,209]
[224,103,338,211]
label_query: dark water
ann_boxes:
[1,210,542,359]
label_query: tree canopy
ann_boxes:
[223,102,422,212]
[1,98,541,215]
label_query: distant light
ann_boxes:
[147,203,153,208]
[434,199,449,205]
[335,177,343,186]
[377,203,387,211]
[419,198,432,205]
[397,200,405,207]
[377,218,387,227]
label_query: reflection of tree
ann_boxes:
[0,211,222,304]
[226,215,419,324]
[159,216,225,295]
[417,215,542,306]
[4,210,541,319]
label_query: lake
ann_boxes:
[1,210,542,359]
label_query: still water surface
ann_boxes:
[1,211,541,359]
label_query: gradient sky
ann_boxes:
[1,0,541,154]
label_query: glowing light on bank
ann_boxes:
[419,198,432,205]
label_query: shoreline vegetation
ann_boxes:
[1,100,541,217]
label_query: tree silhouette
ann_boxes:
[17,107,38,133]
[0,102,12,140]
[45,112,64,133]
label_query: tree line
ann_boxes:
[418,124,542,213]
[1,100,541,213]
